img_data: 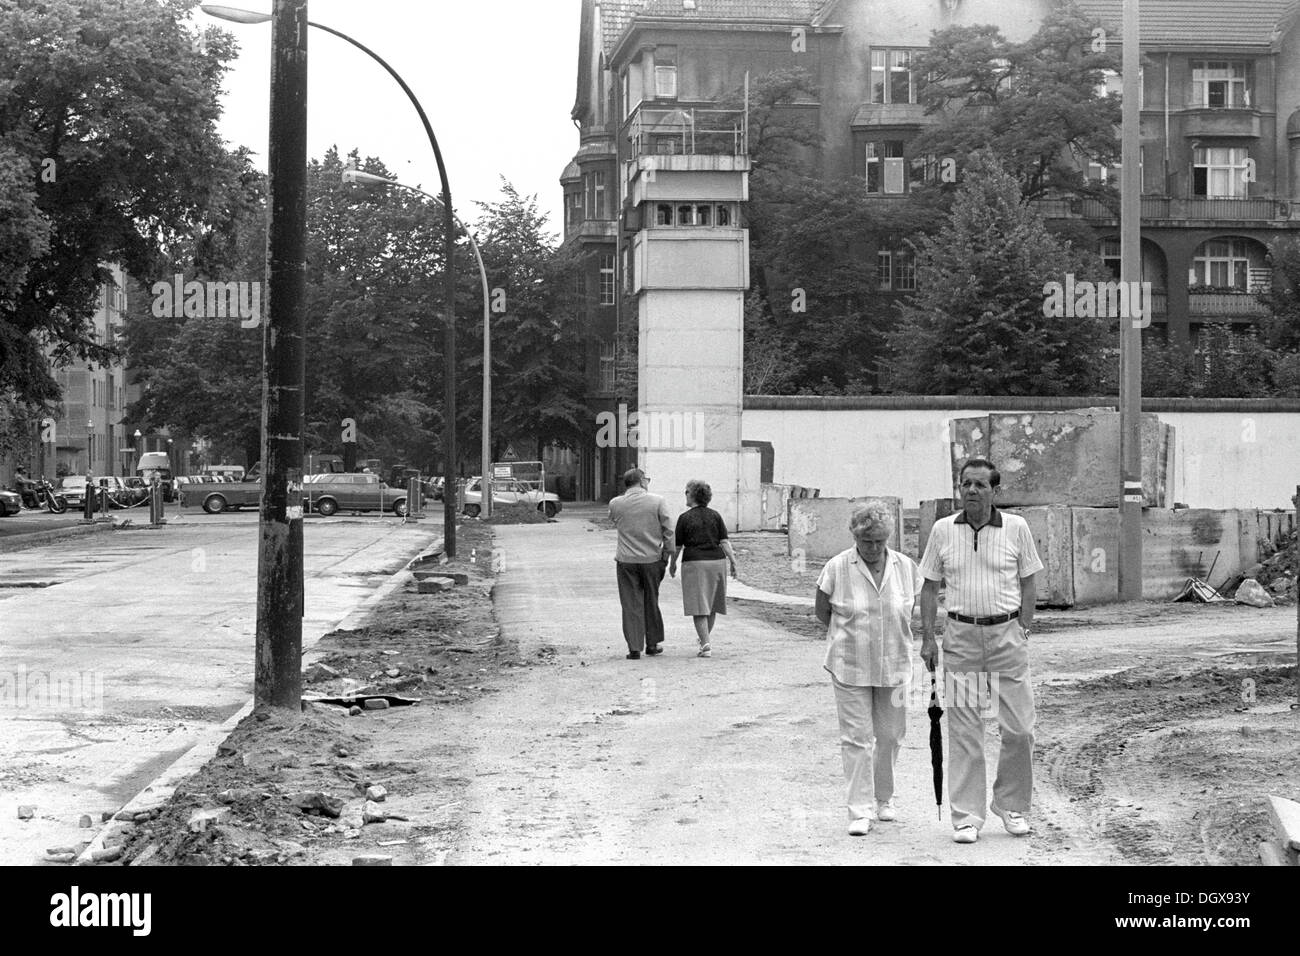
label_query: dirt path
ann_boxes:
[420,513,1296,865]
[423,513,1057,864]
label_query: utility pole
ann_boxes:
[255,0,308,709]
[1118,0,1143,601]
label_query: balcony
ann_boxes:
[624,105,747,160]
[1187,291,1268,316]
[1032,196,1300,224]
[1181,109,1261,140]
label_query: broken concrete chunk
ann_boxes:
[45,850,77,864]
[17,805,35,820]
[289,791,344,818]
[385,668,401,678]
[362,800,387,824]
[348,705,363,716]
[1267,795,1300,851]
[364,698,390,711]
[188,807,232,832]
[352,854,392,866]
[1235,578,1275,607]
[365,785,387,803]
[78,815,93,828]
[130,844,161,867]
[91,847,122,863]
[304,662,342,683]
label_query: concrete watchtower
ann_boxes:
[623,105,760,529]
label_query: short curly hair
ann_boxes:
[685,479,712,506]
[848,502,894,537]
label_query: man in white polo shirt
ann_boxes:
[919,457,1043,845]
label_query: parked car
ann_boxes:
[185,474,262,513]
[461,477,561,518]
[0,489,21,516]
[302,472,408,517]
[55,475,100,510]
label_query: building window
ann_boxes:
[1096,68,1143,108]
[870,50,916,104]
[655,65,677,99]
[1193,147,1250,198]
[1192,61,1250,108]
[599,255,616,305]
[652,203,735,227]
[866,141,907,194]
[566,190,583,228]
[584,171,608,220]
[877,249,916,291]
[1090,148,1142,189]
[622,69,631,118]
[1100,238,1122,279]
[599,342,616,393]
[1191,238,1251,289]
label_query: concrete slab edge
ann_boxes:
[0,521,116,553]
[73,531,444,866]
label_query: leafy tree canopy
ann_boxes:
[910,1,1120,201]
[885,151,1114,395]
[0,0,239,410]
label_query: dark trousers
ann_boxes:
[615,559,666,653]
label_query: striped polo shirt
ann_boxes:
[817,547,922,687]
[918,507,1043,617]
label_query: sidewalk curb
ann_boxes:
[0,521,115,553]
[74,533,445,866]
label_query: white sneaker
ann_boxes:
[875,798,898,822]
[990,803,1031,836]
[848,816,873,836]
[952,825,979,844]
[697,643,711,658]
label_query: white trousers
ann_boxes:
[831,676,907,821]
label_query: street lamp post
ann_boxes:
[203,2,460,557]
[1118,0,1143,601]
[342,168,493,517]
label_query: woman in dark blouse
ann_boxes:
[668,479,738,658]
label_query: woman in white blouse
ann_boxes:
[814,502,923,836]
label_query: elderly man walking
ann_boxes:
[609,468,674,660]
[919,458,1043,844]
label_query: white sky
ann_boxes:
[199,0,581,235]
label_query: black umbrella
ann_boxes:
[927,670,944,820]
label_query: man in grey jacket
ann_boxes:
[609,468,674,660]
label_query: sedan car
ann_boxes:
[460,477,562,518]
[0,489,21,516]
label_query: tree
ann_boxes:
[0,0,239,414]
[910,2,1120,201]
[472,181,587,462]
[885,152,1113,395]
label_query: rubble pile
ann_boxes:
[1247,530,1298,603]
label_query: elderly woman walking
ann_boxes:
[815,502,923,836]
[668,479,737,658]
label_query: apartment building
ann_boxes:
[1,263,151,486]
[563,0,1300,495]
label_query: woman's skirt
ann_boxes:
[681,558,728,615]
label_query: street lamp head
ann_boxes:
[134,429,142,439]
[199,4,271,25]
[342,168,397,188]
